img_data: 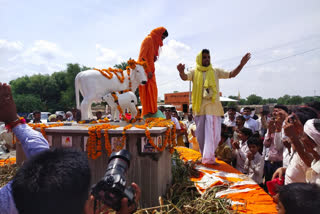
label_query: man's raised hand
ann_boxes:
[0,83,18,123]
[240,53,251,66]
[177,63,185,73]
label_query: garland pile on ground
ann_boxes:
[136,151,232,214]
[0,160,18,188]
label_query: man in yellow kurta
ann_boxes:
[177,49,251,164]
[138,27,168,117]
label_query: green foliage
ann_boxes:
[10,63,90,113]
[227,94,317,105]
[246,94,263,105]
[13,94,44,113]
[287,95,303,105]
[277,94,291,105]
[238,99,246,105]
[114,62,128,70]
[228,95,239,100]
[264,98,277,104]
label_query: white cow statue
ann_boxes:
[75,60,147,120]
[102,91,137,122]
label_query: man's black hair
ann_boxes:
[228,107,236,111]
[165,108,172,112]
[274,104,289,113]
[243,107,252,111]
[278,183,320,214]
[247,136,260,147]
[221,131,229,139]
[202,49,210,55]
[293,106,318,125]
[12,148,91,214]
[239,127,253,137]
[314,119,320,132]
[163,30,168,38]
[306,101,320,113]
[33,110,41,114]
[236,115,246,122]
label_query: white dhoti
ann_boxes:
[194,115,221,164]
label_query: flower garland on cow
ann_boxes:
[94,59,148,92]
[80,59,147,125]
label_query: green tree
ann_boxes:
[13,94,44,113]
[288,95,303,105]
[228,95,239,100]
[264,98,277,104]
[238,99,246,105]
[246,94,263,105]
[277,95,291,105]
[114,62,128,70]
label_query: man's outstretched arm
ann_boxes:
[177,63,188,80]
[229,53,251,78]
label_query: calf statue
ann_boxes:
[102,91,137,122]
[75,60,147,120]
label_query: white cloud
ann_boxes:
[0,40,23,51]
[10,40,73,64]
[95,44,123,64]
[0,39,73,84]
[154,39,195,99]
[162,39,191,61]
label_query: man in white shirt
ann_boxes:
[223,107,237,128]
[165,108,181,129]
[243,107,259,132]
[232,127,252,173]
[244,137,264,185]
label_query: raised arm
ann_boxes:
[229,53,251,78]
[177,63,188,80]
[0,83,49,159]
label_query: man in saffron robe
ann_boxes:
[177,49,251,164]
[138,27,168,117]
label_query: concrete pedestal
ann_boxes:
[16,123,172,208]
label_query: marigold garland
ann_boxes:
[121,124,132,148]
[134,118,177,153]
[86,124,121,159]
[112,92,141,123]
[93,68,125,83]
[28,123,64,139]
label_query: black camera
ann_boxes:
[91,150,135,211]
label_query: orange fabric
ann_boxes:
[175,147,277,214]
[138,27,167,116]
[0,157,16,166]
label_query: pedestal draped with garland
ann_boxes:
[85,118,176,160]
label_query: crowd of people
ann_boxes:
[171,102,320,213]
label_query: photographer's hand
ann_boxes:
[84,195,108,214]
[118,183,141,214]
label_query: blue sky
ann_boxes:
[1,0,320,99]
